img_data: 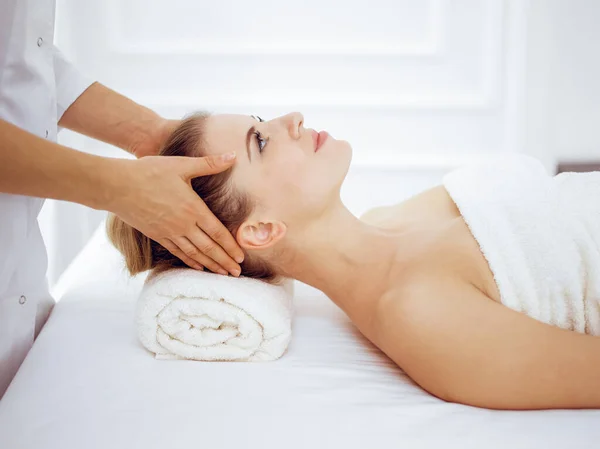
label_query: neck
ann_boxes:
[274,202,410,316]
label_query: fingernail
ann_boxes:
[231,269,241,277]
[194,264,204,270]
[218,269,228,275]
[221,152,236,162]
[236,255,244,263]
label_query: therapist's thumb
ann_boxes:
[181,152,237,179]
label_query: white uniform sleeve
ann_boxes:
[52,45,95,120]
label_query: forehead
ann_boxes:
[203,114,252,157]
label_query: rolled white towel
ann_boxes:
[136,268,294,361]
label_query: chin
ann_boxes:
[337,140,353,172]
[335,139,351,150]
[324,138,351,157]
[340,140,353,157]
[314,139,352,188]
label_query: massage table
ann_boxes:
[0,224,598,448]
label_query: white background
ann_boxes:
[40,0,600,288]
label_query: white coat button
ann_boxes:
[37,37,43,47]
[19,295,27,305]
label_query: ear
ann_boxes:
[237,220,287,251]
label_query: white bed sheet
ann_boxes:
[0,224,599,449]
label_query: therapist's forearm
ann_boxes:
[58,82,170,156]
[0,118,119,209]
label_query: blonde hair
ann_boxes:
[106,112,278,282]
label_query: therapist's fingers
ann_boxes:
[195,213,245,268]
[188,222,242,276]
[179,227,241,277]
[183,155,245,266]
[172,236,233,276]
[159,238,206,273]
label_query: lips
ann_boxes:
[311,129,319,151]
[312,129,329,152]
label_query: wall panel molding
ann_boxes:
[93,0,510,116]
[106,0,445,56]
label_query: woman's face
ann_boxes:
[202,112,352,237]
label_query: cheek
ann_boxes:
[258,165,309,209]
[264,154,305,184]
[261,150,343,212]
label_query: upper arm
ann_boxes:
[374,278,600,410]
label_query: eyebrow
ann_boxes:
[245,125,256,163]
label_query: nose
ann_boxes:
[283,112,304,140]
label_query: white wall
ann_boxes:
[524,0,600,165]
[43,0,532,287]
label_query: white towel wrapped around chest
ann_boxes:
[443,153,600,335]
[136,268,294,361]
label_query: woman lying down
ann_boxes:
[107,111,600,411]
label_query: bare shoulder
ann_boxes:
[375,269,472,328]
[371,268,600,409]
[369,269,489,397]
[370,268,462,345]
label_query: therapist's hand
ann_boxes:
[129,118,181,158]
[107,151,245,276]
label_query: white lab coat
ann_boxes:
[0,0,94,399]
